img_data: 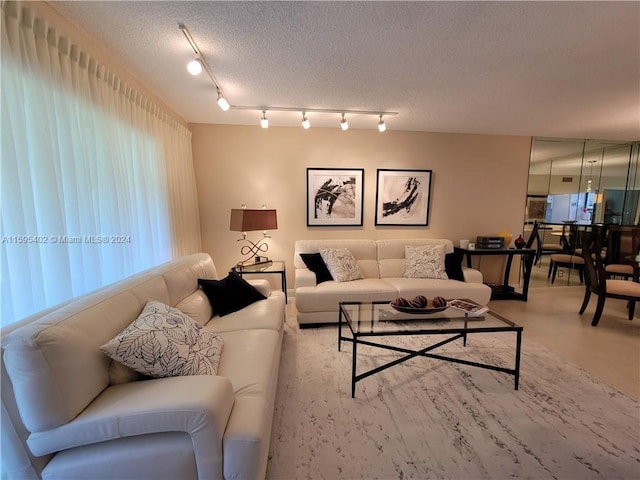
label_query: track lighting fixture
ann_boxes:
[180,23,397,128]
[187,58,203,76]
[378,115,387,132]
[301,112,311,129]
[217,91,230,111]
[340,113,349,131]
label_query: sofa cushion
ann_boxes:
[174,290,213,327]
[101,301,224,378]
[205,291,286,334]
[403,244,448,279]
[198,272,266,316]
[300,253,333,283]
[377,238,454,277]
[445,251,465,281]
[294,239,380,279]
[295,279,398,313]
[320,248,364,282]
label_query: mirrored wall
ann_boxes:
[527,138,640,226]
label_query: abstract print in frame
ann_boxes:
[307,168,364,226]
[375,169,432,226]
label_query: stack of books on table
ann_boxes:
[476,236,505,249]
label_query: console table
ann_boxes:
[454,247,536,301]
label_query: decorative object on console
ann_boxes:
[514,234,527,249]
[375,169,432,226]
[307,168,364,226]
[198,272,267,316]
[100,300,224,378]
[230,205,278,266]
[498,229,513,248]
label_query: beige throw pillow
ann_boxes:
[403,244,449,279]
[319,247,364,282]
[101,300,224,378]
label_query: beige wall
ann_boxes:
[191,124,532,289]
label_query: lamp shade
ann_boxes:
[230,209,278,232]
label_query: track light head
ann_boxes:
[302,112,310,129]
[217,91,230,111]
[260,110,269,129]
[340,113,349,131]
[378,114,387,132]
[187,58,203,76]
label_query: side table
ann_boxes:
[231,260,287,303]
[455,247,536,301]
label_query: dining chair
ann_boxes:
[547,227,585,284]
[521,221,541,276]
[536,225,565,265]
[604,225,640,280]
[580,230,640,326]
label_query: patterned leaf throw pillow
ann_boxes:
[319,247,364,282]
[101,300,224,378]
[403,244,449,279]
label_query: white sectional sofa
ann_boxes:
[1,253,285,480]
[294,239,492,326]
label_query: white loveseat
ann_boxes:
[1,253,285,480]
[294,239,492,326]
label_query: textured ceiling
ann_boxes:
[51,1,640,140]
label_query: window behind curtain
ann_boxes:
[1,4,199,326]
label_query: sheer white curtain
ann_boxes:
[1,3,202,326]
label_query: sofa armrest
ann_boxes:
[246,279,272,297]
[27,375,234,479]
[295,269,317,289]
[462,267,484,284]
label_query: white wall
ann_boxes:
[191,124,532,289]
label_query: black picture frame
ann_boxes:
[307,168,364,226]
[375,169,432,226]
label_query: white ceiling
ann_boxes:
[51,1,640,140]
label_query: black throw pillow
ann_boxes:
[300,253,333,284]
[198,272,267,316]
[445,251,465,281]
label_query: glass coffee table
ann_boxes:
[338,301,523,397]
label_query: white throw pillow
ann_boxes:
[319,247,364,282]
[101,300,224,378]
[403,244,449,279]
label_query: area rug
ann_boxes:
[266,322,640,479]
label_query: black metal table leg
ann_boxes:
[338,308,343,351]
[351,334,357,398]
[514,329,522,390]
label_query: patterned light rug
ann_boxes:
[267,322,640,479]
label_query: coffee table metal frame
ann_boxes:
[338,301,523,398]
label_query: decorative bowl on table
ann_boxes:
[390,295,448,314]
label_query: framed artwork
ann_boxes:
[307,168,364,226]
[375,169,432,226]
